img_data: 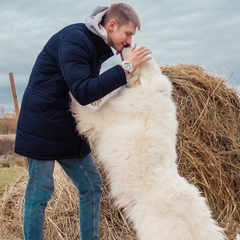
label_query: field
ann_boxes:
[0,163,25,197]
[0,133,25,197]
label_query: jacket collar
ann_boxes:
[85,25,114,63]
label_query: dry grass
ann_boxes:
[0,64,239,239]
[162,65,240,239]
[0,134,16,141]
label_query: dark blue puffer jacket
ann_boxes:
[15,23,126,160]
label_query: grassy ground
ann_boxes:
[0,133,26,198]
[0,163,25,198]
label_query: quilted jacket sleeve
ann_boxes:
[56,32,126,105]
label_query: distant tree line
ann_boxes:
[0,138,15,155]
[0,119,17,134]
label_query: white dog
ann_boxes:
[70,47,229,240]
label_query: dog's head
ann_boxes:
[121,46,163,88]
[120,46,173,95]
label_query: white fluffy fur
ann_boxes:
[70,48,229,240]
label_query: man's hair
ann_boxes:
[101,3,141,30]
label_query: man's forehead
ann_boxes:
[122,21,137,34]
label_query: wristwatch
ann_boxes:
[120,61,134,74]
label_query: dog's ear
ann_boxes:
[134,59,155,86]
[125,71,141,87]
[131,58,173,96]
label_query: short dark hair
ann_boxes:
[101,3,141,30]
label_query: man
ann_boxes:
[15,3,151,240]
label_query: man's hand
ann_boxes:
[124,44,152,70]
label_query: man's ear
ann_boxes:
[107,19,117,33]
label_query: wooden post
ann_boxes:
[9,72,19,118]
[9,72,28,169]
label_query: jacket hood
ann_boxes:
[85,6,108,44]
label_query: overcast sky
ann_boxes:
[0,0,239,111]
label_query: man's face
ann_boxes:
[107,20,136,54]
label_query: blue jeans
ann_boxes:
[23,154,102,240]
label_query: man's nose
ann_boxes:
[126,36,132,46]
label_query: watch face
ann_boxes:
[124,62,130,70]
[121,61,133,73]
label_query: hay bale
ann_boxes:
[0,165,80,240]
[0,64,239,240]
[162,64,240,239]
[0,163,135,240]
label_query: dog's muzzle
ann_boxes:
[120,45,131,61]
